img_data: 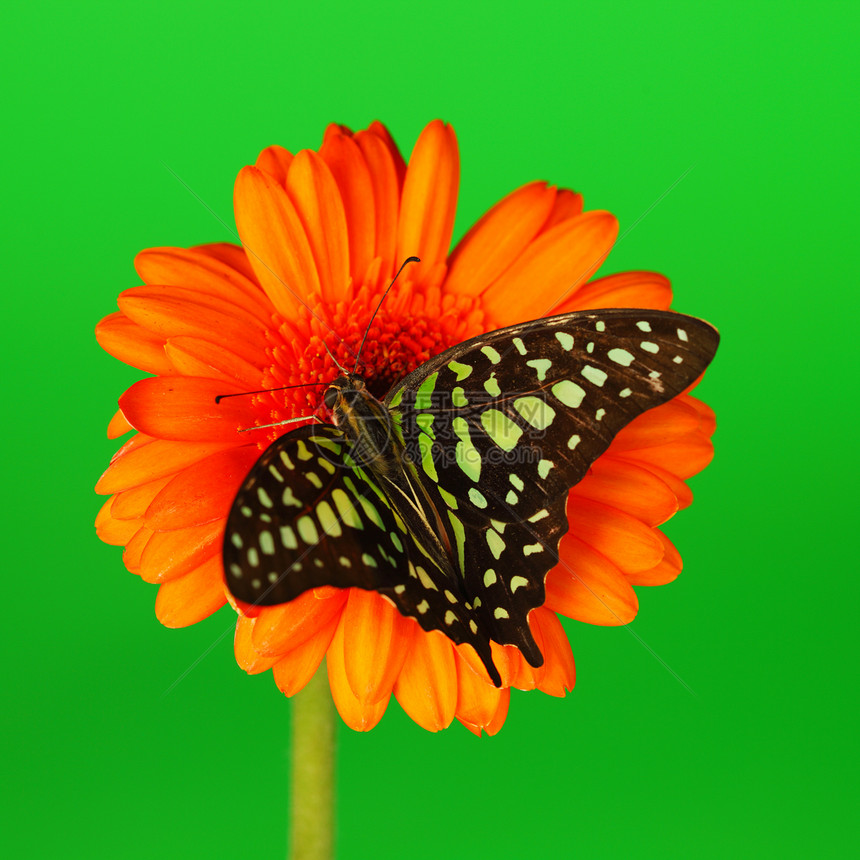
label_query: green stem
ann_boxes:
[288,662,336,860]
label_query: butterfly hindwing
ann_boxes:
[387,308,719,658]
[223,425,500,683]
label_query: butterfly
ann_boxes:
[223,308,719,686]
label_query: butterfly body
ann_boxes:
[224,308,719,686]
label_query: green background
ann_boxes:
[3,1,857,857]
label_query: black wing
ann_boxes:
[386,308,719,664]
[222,425,500,684]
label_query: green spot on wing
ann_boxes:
[480,408,523,452]
[448,360,472,381]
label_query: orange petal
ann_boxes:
[107,409,134,439]
[566,497,664,574]
[111,475,173,519]
[393,628,458,732]
[627,530,683,586]
[327,616,390,731]
[454,650,504,731]
[618,459,693,510]
[192,242,258,284]
[319,131,376,284]
[608,399,701,453]
[251,587,348,656]
[367,121,406,185]
[354,129,400,276]
[272,612,342,697]
[255,144,294,185]
[95,497,141,546]
[284,150,350,305]
[397,120,459,286]
[620,432,714,480]
[134,247,271,322]
[234,165,320,316]
[164,336,264,386]
[554,270,672,313]
[155,554,227,627]
[118,285,267,368]
[682,393,717,437]
[234,616,279,674]
[530,608,576,696]
[547,535,639,625]
[342,590,412,705]
[480,210,619,326]
[541,188,585,232]
[571,457,678,527]
[139,520,223,584]
[145,445,260,530]
[119,376,251,443]
[96,436,234,494]
[459,688,510,737]
[504,642,542,691]
[123,526,152,573]
[444,181,557,297]
[95,312,172,375]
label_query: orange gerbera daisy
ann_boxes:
[95,119,715,734]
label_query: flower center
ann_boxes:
[247,279,493,446]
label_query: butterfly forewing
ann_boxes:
[223,425,500,684]
[387,308,719,658]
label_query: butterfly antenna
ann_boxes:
[215,381,327,404]
[322,340,350,374]
[354,256,420,373]
[239,414,319,433]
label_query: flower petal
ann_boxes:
[111,475,173,519]
[553,270,672,313]
[566,497,664,574]
[255,144,294,186]
[354,129,400,276]
[107,409,134,439]
[95,312,172,375]
[342,589,412,705]
[541,188,585,232]
[139,520,223,584]
[193,242,258,283]
[548,535,639,625]
[251,587,348,657]
[155,554,226,627]
[530,608,576,696]
[367,121,406,184]
[285,150,350,304]
[397,120,459,286]
[272,613,341,697]
[118,286,268,368]
[95,498,141,546]
[619,432,714,479]
[393,628,458,732]
[453,650,505,732]
[480,210,619,325]
[327,616,390,731]
[445,181,557,297]
[571,457,679,527]
[234,165,320,316]
[96,436,234,494]
[627,530,683,586]
[608,399,701,453]
[145,446,260,530]
[458,688,510,737]
[123,526,152,573]
[234,616,280,675]
[319,131,376,285]
[119,376,253,443]
[134,247,271,321]
[619,459,694,510]
[163,336,264,387]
